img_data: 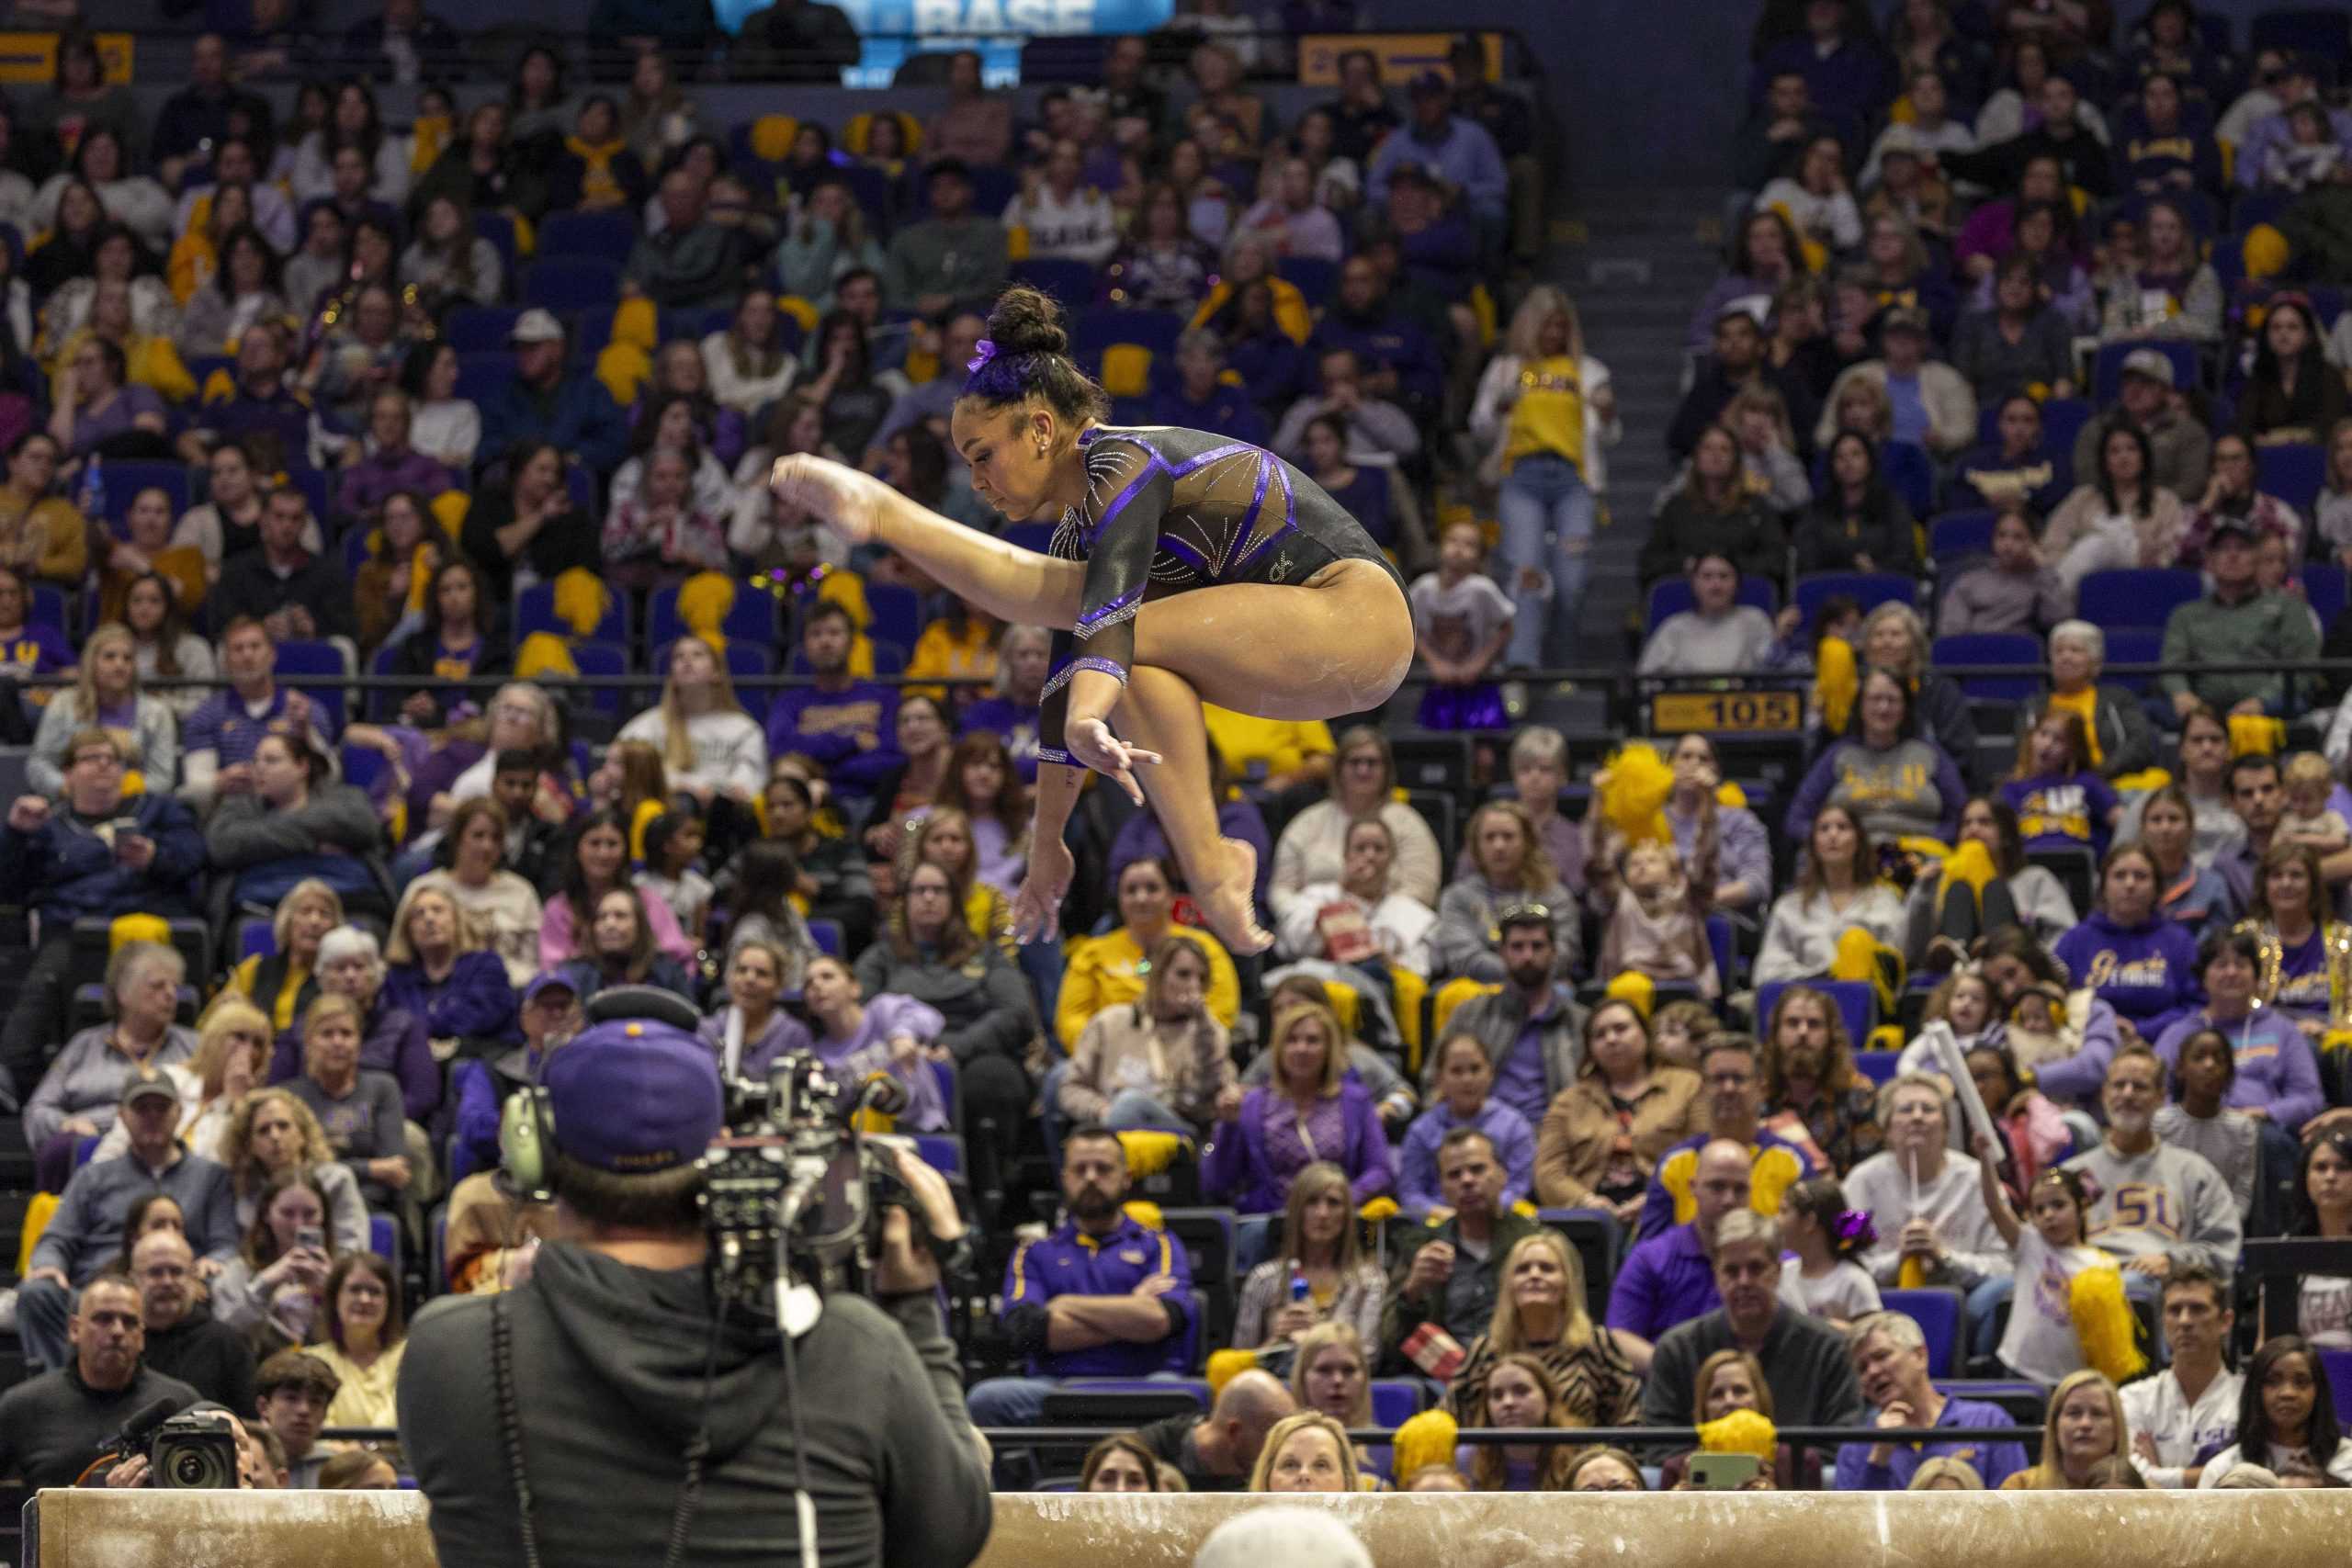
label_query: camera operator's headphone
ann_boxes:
[498,985,705,1205]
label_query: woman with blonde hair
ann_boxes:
[26,621,178,792]
[1248,1409,1361,1494]
[1460,1351,1581,1492]
[380,881,516,1053]
[1432,800,1580,982]
[1468,285,1618,667]
[1658,1346,1822,1489]
[284,992,413,1212]
[1288,1320,1374,1427]
[1232,1160,1386,1349]
[217,1085,369,1251]
[1908,1456,1986,1490]
[616,634,765,858]
[1449,1228,1641,1432]
[2000,1369,2132,1489]
[1204,999,1394,1216]
[901,807,1015,958]
[1720,381,1812,513]
[141,998,272,1162]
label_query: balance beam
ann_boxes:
[22,1484,2352,1568]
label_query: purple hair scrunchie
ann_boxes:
[1834,1209,1879,1250]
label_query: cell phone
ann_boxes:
[294,1225,325,1253]
[1688,1452,1762,1491]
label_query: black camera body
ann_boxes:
[697,1053,930,1314]
[149,1409,241,1489]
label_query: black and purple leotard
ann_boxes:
[1035,423,1402,767]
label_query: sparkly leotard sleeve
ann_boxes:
[1035,424,1403,767]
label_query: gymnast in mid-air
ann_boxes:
[772,286,1413,955]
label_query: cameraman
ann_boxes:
[396,1019,991,1568]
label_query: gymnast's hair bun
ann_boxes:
[985,286,1071,360]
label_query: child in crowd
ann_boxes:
[2266,102,2346,192]
[1650,999,1718,1072]
[2153,1026,2259,1224]
[1396,1031,1534,1219]
[1408,517,1512,728]
[1937,508,2067,637]
[638,808,714,939]
[1776,1175,1883,1331]
[1976,1148,2126,1386]
[2001,710,2120,857]
[1597,840,1719,999]
[2278,751,2351,856]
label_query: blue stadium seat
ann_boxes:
[1755,980,1876,1054]
[2102,626,2164,694]
[445,306,524,353]
[27,582,67,633]
[2037,397,2093,457]
[1008,257,1099,308]
[2250,9,2350,67]
[1852,1050,1901,1087]
[1794,571,1913,624]
[1645,575,1777,633]
[1928,509,1997,564]
[1075,305,1183,361]
[538,210,638,261]
[2091,339,2199,403]
[288,467,332,528]
[1277,255,1338,304]
[807,919,842,957]
[1932,633,2043,700]
[273,639,347,732]
[455,352,516,408]
[1706,913,1737,993]
[237,918,276,962]
[523,256,622,313]
[472,210,518,296]
[864,581,922,650]
[2075,568,2202,629]
[2261,442,2326,515]
[912,1133,965,1178]
[567,639,631,717]
[98,461,191,533]
[647,581,777,649]
[2321,1348,2352,1426]
[1369,1380,1424,1428]
[2307,565,2348,628]
[1002,521,1057,554]
[1883,1285,1965,1376]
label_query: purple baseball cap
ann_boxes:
[538,1018,724,1174]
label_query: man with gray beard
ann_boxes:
[2062,1045,2242,1310]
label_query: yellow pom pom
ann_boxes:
[1391,1409,1459,1479]
[550,568,613,639]
[2228,714,2286,758]
[1598,743,1674,847]
[674,572,737,652]
[108,913,170,954]
[2244,224,2290,280]
[1115,1129,1188,1178]
[1697,1408,1777,1463]
[429,490,469,541]
[1204,1348,1260,1398]
[751,114,799,163]
[2070,1263,2147,1384]
[612,297,660,352]
[1358,1196,1399,1224]
[514,630,579,682]
[1815,634,1858,736]
[1605,970,1657,1019]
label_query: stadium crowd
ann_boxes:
[0,0,2349,1517]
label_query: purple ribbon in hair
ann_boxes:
[966,338,998,375]
[1834,1210,1878,1249]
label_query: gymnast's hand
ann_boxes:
[1066,716,1160,807]
[771,452,883,545]
[1013,836,1077,944]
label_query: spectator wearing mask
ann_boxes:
[1639,1209,1868,1428]
[1837,1307,2030,1488]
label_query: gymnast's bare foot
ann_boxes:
[1197,837,1272,956]
[771,453,883,545]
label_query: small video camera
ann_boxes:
[149,1408,241,1489]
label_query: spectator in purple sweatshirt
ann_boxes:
[1306,254,1448,421]
[267,925,437,1124]
[2151,928,2324,1135]
[379,882,521,1049]
[1605,1137,1752,1370]
[766,598,902,797]
[1203,998,1394,1217]
[794,953,950,1130]
[1974,926,2123,1111]
[2053,843,2204,1045]
[333,389,455,530]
